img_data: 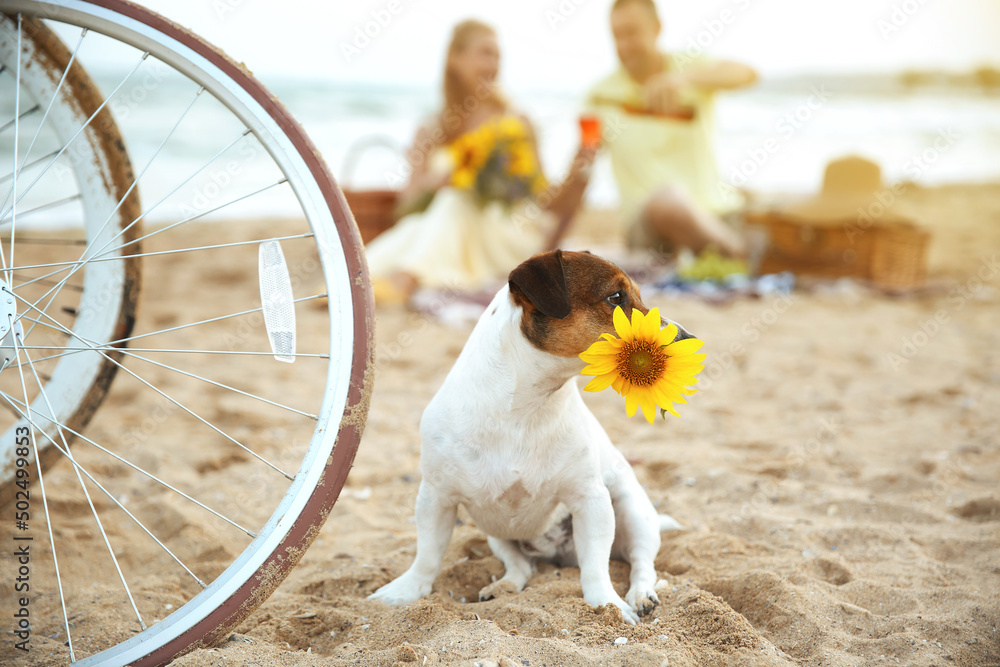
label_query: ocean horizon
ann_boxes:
[3,68,1000,226]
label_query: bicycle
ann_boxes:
[0,1,373,664]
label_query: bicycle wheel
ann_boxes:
[0,1,373,665]
[0,10,141,515]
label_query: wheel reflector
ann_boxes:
[258,240,296,363]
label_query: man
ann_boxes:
[588,0,756,257]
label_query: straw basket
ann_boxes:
[339,136,402,244]
[746,212,931,289]
[746,156,931,289]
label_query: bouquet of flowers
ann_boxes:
[447,116,548,209]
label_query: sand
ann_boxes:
[2,183,999,666]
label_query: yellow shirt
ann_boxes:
[587,53,740,220]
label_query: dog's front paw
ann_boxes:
[587,591,640,625]
[611,597,641,625]
[625,585,660,617]
[367,570,432,606]
[478,577,524,602]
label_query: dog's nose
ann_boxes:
[661,317,696,342]
[673,327,696,341]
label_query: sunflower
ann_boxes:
[447,124,492,189]
[580,306,705,424]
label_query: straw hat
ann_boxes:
[780,155,916,226]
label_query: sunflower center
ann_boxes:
[616,339,666,387]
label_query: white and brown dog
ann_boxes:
[369,250,692,623]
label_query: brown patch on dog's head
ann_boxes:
[509,250,653,357]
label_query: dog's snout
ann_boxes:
[660,317,696,342]
[674,327,696,341]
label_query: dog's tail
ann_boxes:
[658,514,684,532]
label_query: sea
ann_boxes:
[3,68,1000,225]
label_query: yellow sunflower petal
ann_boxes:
[667,352,706,364]
[611,376,625,394]
[653,382,688,405]
[630,308,646,337]
[581,360,618,376]
[661,375,701,390]
[651,387,685,410]
[639,393,657,424]
[451,169,474,189]
[641,308,662,341]
[665,339,705,355]
[661,403,681,418]
[625,391,640,417]
[668,353,707,364]
[582,340,620,356]
[613,306,633,342]
[651,382,681,401]
[578,349,611,363]
[656,322,679,347]
[584,373,617,393]
[663,365,702,379]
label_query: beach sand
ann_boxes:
[3,183,999,666]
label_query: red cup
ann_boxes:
[578,114,601,148]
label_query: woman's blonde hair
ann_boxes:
[441,20,506,136]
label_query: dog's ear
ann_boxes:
[508,250,571,319]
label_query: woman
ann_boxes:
[366,20,594,303]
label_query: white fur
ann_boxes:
[368,285,675,624]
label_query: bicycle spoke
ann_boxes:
[108,293,325,346]
[0,148,61,187]
[5,38,74,637]
[8,292,326,369]
[11,313,71,334]
[2,179,295,275]
[3,12,23,283]
[20,347,147,631]
[20,345,329,358]
[7,171,293,342]
[90,232,312,264]
[19,86,207,333]
[34,116,245,283]
[0,49,149,223]
[10,275,83,291]
[5,26,85,199]
[1,392,208,590]
[12,294,295,478]
[13,85,205,343]
[2,386,258,538]
[87,174,289,263]
[0,193,82,226]
[8,318,76,659]
[115,348,318,419]
[0,257,73,288]
[0,102,39,134]
[5,235,86,246]
[105,128,256,253]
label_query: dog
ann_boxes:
[368,250,692,624]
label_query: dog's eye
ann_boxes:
[606,291,626,307]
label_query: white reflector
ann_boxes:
[258,240,296,363]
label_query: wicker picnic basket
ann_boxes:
[339,136,402,244]
[746,156,931,289]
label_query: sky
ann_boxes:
[133,0,1000,92]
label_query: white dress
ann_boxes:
[365,161,552,291]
